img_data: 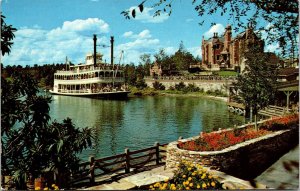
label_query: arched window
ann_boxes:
[100,71,104,78]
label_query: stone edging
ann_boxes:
[166,123,298,180]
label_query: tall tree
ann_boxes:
[232,45,278,128]
[139,53,152,76]
[171,41,196,71]
[122,0,298,58]
[1,15,17,56]
[153,48,174,71]
[1,73,93,189]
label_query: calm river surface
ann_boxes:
[49,95,245,160]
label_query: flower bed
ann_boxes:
[166,114,299,180]
[149,161,224,190]
[178,114,298,152]
[178,127,269,151]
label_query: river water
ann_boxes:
[49,95,245,160]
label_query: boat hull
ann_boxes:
[49,90,130,99]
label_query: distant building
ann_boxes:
[150,62,162,78]
[201,24,265,71]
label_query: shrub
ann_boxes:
[135,78,147,90]
[168,86,175,91]
[175,82,186,91]
[186,83,200,92]
[152,81,165,90]
[149,161,224,190]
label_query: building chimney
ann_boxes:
[93,34,97,67]
[110,36,114,65]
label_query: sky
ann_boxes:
[1,0,277,66]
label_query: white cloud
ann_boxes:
[2,18,110,66]
[123,31,133,38]
[164,46,177,55]
[130,7,169,23]
[203,24,225,38]
[187,47,202,58]
[123,29,152,39]
[138,30,151,39]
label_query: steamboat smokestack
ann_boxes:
[93,34,97,67]
[110,36,114,65]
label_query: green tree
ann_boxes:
[171,41,196,71]
[1,15,17,56]
[139,53,152,76]
[232,45,278,129]
[124,63,137,86]
[154,48,173,70]
[122,0,298,58]
[135,78,148,90]
[1,74,93,189]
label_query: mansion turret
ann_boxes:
[201,24,264,70]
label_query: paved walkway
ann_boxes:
[85,145,299,190]
[255,144,299,190]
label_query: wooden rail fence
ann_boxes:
[69,142,168,186]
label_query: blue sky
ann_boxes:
[1,0,276,66]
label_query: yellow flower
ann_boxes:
[35,187,40,190]
[51,184,56,188]
[43,187,49,190]
[150,185,153,189]
[188,167,192,171]
[164,178,169,182]
[54,186,59,190]
[211,181,216,187]
[202,183,207,189]
[188,177,192,181]
[189,183,193,187]
[197,184,200,189]
[192,172,196,176]
[186,187,190,190]
[208,175,212,179]
[182,175,186,178]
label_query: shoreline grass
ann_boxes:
[128,87,228,102]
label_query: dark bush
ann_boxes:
[152,81,165,90]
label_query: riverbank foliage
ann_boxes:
[1,74,93,189]
[149,161,224,190]
[129,81,227,98]
[178,114,298,152]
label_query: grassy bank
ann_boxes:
[128,87,228,101]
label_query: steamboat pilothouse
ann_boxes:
[49,35,130,98]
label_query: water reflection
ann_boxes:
[49,95,244,159]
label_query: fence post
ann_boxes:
[154,142,160,165]
[125,148,130,173]
[89,156,95,184]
